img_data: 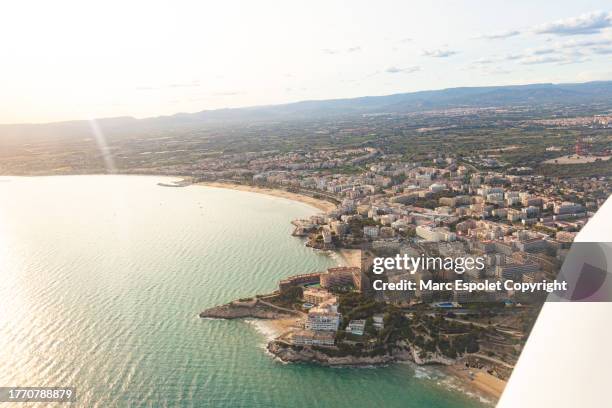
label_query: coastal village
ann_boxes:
[1,79,608,403]
[2,4,612,402]
[200,140,610,400]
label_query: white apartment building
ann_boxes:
[416,225,456,242]
[305,303,341,331]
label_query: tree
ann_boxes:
[278,286,303,304]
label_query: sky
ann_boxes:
[1,0,611,124]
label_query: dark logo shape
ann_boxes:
[554,242,610,302]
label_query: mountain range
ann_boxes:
[2,80,611,141]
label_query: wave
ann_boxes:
[244,319,279,342]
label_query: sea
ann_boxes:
[0,175,487,407]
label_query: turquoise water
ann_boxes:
[0,176,485,407]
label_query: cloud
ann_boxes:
[534,11,612,35]
[471,38,605,67]
[391,38,413,51]
[559,38,612,48]
[504,54,522,61]
[478,30,520,40]
[533,49,586,64]
[136,81,200,91]
[169,82,200,88]
[285,87,308,93]
[212,91,245,96]
[469,32,610,71]
[322,48,340,55]
[557,55,591,65]
[135,86,159,91]
[519,55,567,65]
[503,37,612,65]
[422,48,457,57]
[322,46,362,55]
[531,47,555,55]
[472,57,496,64]
[465,59,512,75]
[592,47,612,54]
[517,50,589,65]
[385,66,421,74]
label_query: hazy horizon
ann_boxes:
[0,78,608,127]
[1,1,611,124]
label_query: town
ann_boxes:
[199,121,610,398]
[2,82,611,401]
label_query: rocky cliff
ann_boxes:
[267,341,422,366]
[267,340,456,367]
[199,298,297,320]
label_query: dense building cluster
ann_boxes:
[264,152,608,357]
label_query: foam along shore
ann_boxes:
[248,316,304,341]
[195,182,337,212]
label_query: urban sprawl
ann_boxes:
[198,112,609,398]
[3,92,610,401]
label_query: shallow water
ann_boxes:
[0,175,484,407]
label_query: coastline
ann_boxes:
[0,176,334,214]
[192,180,363,273]
[194,178,503,405]
[248,316,303,341]
[444,364,506,401]
[195,181,337,213]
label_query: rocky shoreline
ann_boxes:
[200,299,503,400]
[200,299,456,367]
[199,298,298,320]
[266,340,455,367]
[267,341,401,366]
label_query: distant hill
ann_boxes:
[1,80,611,141]
[164,81,612,122]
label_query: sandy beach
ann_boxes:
[195,182,337,212]
[445,363,506,401]
[249,316,304,341]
